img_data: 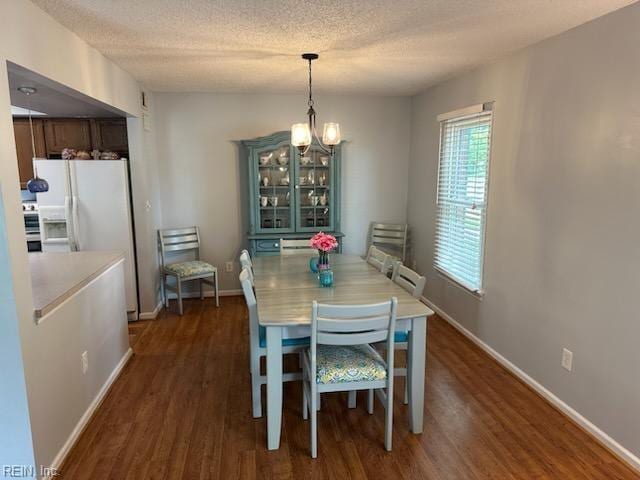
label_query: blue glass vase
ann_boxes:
[318,268,334,287]
[309,256,319,273]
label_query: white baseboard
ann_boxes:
[165,289,242,300]
[138,301,163,320]
[137,290,242,319]
[422,296,640,474]
[47,348,133,478]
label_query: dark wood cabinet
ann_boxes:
[43,119,92,155]
[13,118,46,189]
[91,118,128,153]
[14,117,129,188]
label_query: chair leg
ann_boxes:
[404,349,410,405]
[199,278,204,300]
[164,274,169,308]
[367,389,374,414]
[251,353,262,418]
[385,385,394,451]
[348,391,357,409]
[160,271,166,308]
[214,271,220,307]
[302,383,308,421]
[311,387,318,458]
[177,278,183,315]
[316,391,321,411]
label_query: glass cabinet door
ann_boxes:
[255,144,295,233]
[295,147,334,231]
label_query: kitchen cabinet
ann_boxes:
[13,118,46,189]
[241,131,343,256]
[13,117,130,188]
[91,118,129,153]
[44,119,92,155]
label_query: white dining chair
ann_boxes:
[302,298,397,458]
[366,245,393,274]
[369,222,409,263]
[158,226,219,315]
[240,268,309,418]
[391,263,426,404]
[280,238,317,256]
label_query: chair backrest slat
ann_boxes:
[163,241,200,252]
[371,235,405,246]
[280,238,317,256]
[164,234,198,245]
[318,330,389,346]
[391,263,426,299]
[162,226,198,236]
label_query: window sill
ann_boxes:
[434,267,485,300]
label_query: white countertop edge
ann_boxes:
[32,252,125,320]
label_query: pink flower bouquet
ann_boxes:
[309,232,337,272]
[309,232,338,252]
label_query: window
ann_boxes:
[434,104,493,294]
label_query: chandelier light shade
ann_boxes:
[291,123,311,148]
[291,53,341,155]
[322,122,341,146]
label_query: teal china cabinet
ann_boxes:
[242,131,344,256]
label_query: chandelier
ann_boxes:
[291,53,341,155]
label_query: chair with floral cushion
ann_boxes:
[158,227,219,315]
[301,298,397,458]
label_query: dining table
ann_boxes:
[252,253,434,450]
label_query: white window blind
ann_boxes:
[434,106,492,293]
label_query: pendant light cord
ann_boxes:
[26,93,36,160]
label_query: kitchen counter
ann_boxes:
[29,251,125,318]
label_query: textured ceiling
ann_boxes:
[32,0,635,95]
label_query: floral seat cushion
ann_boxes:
[165,260,216,278]
[315,344,387,384]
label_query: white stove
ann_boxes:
[22,201,42,249]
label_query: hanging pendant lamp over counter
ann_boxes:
[291,53,341,155]
[18,86,49,193]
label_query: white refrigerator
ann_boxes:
[35,159,138,316]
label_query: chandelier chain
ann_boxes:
[307,58,314,108]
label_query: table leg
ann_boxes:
[408,316,427,433]
[266,326,283,450]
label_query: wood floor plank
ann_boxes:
[57,296,639,480]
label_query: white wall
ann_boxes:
[154,93,411,290]
[0,188,35,469]
[408,2,640,460]
[27,260,130,470]
[0,0,159,470]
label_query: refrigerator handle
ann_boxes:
[64,195,77,251]
[71,195,80,251]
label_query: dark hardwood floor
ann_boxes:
[59,296,639,479]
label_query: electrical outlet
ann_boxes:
[561,348,573,372]
[81,351,89,374]
[225,261,234,273]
